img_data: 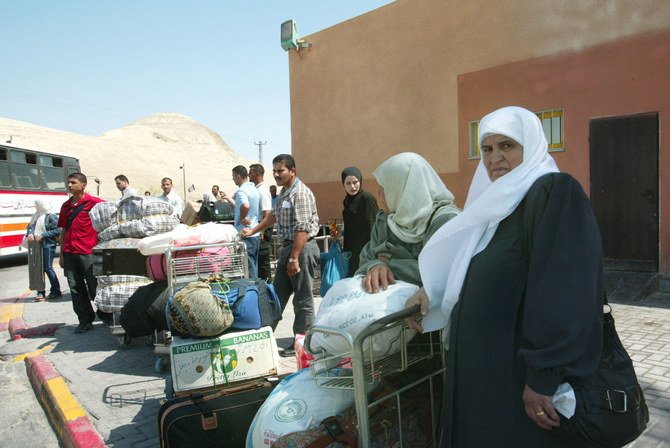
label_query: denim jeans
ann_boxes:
[243,236,260,279]
[39,244,61,296]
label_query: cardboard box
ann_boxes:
[170,327,280,393]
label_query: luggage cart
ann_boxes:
[153,240,249,373]
[305,306,446,447]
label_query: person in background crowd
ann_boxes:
[407,106,604,447]
[249,163,274,281]
[26,200,62,301]
[114,174,138,199]
[144,191,151,196]
[341,166,379,277]
[58,173,112,333]
[357,152,460,293]
[202,185,220,203]
[241,154,320,357]
[157,177,183,220]
[270,185,278,208]
[231,165,261,278]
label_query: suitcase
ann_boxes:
[158,377,280,448]
[28,240,45,291]
[92,247,149,276]
[210,279,282,331]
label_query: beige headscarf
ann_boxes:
[373,152,459,243]
[419,106,560,334]
[31,200,53,238]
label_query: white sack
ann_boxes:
[310,277,418,360]
[137,222,238,255]
[246,368,358,448]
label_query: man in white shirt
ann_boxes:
[157,177,183,220]
[249,163,273,281]
[114,174,138,199]
[202,185,220,203]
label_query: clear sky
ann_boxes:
[2,1,394,162]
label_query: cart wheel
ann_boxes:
[155,356,168,373]
[118,334,132,349]
[165,375,174,399]
[144,335,155,346]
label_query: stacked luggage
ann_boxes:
[90,195,178,347]
[145,238,286,448]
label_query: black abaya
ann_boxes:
[442,173,603,447]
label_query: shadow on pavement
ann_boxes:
[104,381,164,447]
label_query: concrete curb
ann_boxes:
[25,355,106,448]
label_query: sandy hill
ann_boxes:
[0,113,260,201]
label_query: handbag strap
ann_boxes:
[65,202,87,231]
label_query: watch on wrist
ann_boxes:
[288,258,298,263]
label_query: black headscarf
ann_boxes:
[342,166,365,213]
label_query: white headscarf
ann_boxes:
[418,106,560,333]
[31,200,53,238]
[373,152,458,243]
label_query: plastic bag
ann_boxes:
[311,277,418,360]
[319,241,350,296]
[246,368,362,448]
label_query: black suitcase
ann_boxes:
[92,247,148,276]
[158,377,279,448]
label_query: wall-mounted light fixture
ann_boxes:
[281,20,312,53]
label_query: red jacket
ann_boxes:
[57,194,105,255]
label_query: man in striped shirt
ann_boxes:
[241,154,320,356]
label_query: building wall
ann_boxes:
[457,29,670,270]
[288,0,670,268]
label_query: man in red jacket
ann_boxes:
[58,172,108,334]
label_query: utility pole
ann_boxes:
[179,164,186,199]
[254,141,267,164]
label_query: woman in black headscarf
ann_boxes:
[341,167,379,277]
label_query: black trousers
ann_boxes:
[258,238,272,281]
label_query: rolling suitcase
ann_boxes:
[28,240,45,291]
[158,377,279,448]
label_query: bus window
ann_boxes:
[38,155,66,190]
[10,150,39,189]
[0,148,10,187]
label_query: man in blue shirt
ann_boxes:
[231,165,261,278]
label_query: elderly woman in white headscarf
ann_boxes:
[356,152,460,293]
[407,107,604,447]
[25,200,62,301]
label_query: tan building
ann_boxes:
[287,0,670,272]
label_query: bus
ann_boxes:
[0,144,80,257]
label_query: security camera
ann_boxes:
[281,19,299,51]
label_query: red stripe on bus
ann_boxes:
[0,190,68,195]
[0,234,24,248]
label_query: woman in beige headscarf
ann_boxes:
[356,152,460,293]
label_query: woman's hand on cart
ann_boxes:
[361,258,395,293]
[239,228,253,238]
[404,287,429,333]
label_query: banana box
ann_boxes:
[170,327,279,393]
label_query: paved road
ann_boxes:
[1,255,669,447]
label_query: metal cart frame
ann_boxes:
[153,240,249,372]
[306,305,445,447]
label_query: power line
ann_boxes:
[0,80,129,119]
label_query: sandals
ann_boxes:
[35,294,46,302]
